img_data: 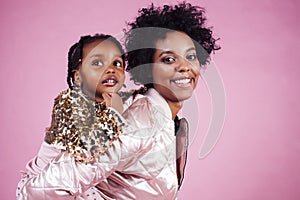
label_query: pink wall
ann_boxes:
[1,0,299,199]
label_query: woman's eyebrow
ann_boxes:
[158,47,196,57]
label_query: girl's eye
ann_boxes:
[186,54,197,61]
[162,56,176,63]
[92,60,104,66]
[113,60,124,68]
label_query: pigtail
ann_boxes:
[67,43,79,89]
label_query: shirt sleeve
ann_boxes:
[16,141,63,199]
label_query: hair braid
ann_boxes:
[66,34,125,89]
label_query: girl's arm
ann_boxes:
[17,127,153,199]
[16,142,107,200]
[17,97,156,199]
[16,141,62,199]
[102,92,124,114]
[17,150,100,200]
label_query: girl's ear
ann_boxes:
[73,70,82,85]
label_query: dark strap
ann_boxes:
[174,115,180,136]
[175,117,189,190]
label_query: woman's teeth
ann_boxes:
[173,78,191,84]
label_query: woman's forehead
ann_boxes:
[154,31,195,54]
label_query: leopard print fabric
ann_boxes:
[45,86,125,164]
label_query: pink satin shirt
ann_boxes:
[17,89,180,200]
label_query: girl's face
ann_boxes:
[152,31,200,103]
[75,39,125,102]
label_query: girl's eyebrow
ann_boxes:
[158,47,196,57]
[89,54,103,58]
[158,50,174,57]
[89,54,122,59]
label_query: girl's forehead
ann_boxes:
[83,40,122,57]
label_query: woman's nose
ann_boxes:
[176,58,191,73]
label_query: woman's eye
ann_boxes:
[162,56,176,63]
[92,60,104,66]
[186,54,197,61]
[113,60,123,68]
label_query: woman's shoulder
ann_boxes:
[123,95,169,131]
[120,87,148,110]
[122,96,153,126]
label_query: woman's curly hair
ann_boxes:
[125,1,220,87]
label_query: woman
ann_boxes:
[16,2,220,199]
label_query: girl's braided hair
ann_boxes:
[67,34,125,89]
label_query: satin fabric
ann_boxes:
[17,89,180,200]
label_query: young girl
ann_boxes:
[17,2,220,199]
[44,34,126,164]
[16,33,127,199]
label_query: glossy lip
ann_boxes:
[101,75,119,87]
[170,76,194,88]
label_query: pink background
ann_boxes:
[1,0,299,199]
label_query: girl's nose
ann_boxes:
[105,64,116,74]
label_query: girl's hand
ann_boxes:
[102,93,124,114]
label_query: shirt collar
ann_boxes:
[145,88,172,120]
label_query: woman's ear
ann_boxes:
[73,70,82,85]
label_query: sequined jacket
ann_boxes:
[16,89,188,200]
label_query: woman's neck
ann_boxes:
[166,100,183,120]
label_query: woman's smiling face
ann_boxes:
[152,31,201,103]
